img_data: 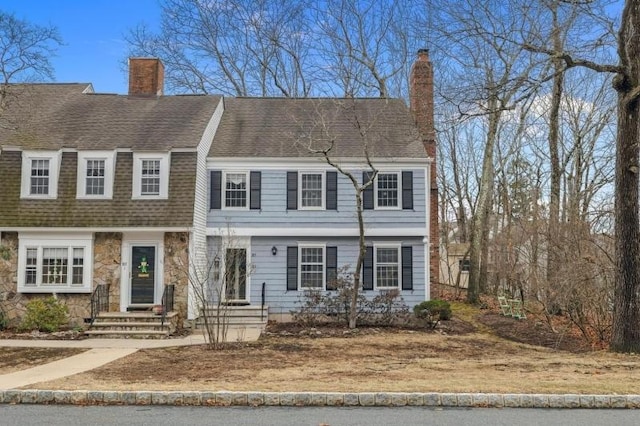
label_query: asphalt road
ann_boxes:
[0,406,638,426]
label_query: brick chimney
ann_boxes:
[410,49,439,294]
[128,58,164,96]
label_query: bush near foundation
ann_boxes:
[19,296,69,332]
[413,300,452,329]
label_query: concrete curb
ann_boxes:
[1,391,639,408]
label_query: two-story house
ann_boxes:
[205,50,437,320]
[0,51,437,332]
[0,59,222,329]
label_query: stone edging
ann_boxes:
[1,391,640,408]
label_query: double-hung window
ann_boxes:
[224,172,248,208]
[299,245,325,289]
[18,234,92,293]
[20,151,60,199]
[77,151,115,199]
[299,172,324,209]
[375,172,400,209]
[86,160,105,195]
[132,153,170,199]
[30,159,50,195]
[375,245,401,289]
[141,159,161,195]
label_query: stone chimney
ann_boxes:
[410,49,439,293]
[128,58,164,96]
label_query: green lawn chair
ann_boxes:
[498,296,512,317]
[509,299,526,319]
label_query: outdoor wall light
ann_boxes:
[271,246,278,256]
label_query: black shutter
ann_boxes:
[363,171,374,210]
[402,171,413,210]
[402,246,413,290]
[287,171,298,210]
[326,246,338,290]
[326,171,337,210]
[362,246,374,290]
[210,171,222,209]
[250,171,261,210]
[287,246,298,291]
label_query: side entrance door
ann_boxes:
[225,248,247,303]
[130,245,156,305]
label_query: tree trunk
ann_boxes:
[546,2,563,294]
[611,0,640,352]
[468,96,499,303]
[350,188,366,329]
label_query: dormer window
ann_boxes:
[30,159,50,195]
[141,159,161,195]
[132,152,170,199]
[20,151,60,199]
[76,151,115,199]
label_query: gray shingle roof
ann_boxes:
[210,97,426,159]
[0,84,221,150]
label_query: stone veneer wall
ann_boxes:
[164,232,189,326]
[0,232,122,327]
[0,232,94,328]
[93,232,122,313]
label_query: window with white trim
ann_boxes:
[77,151,116,199]
[375,245,401,288]
[299,172,324,209]
[18,234,93,293]
[375,172,400,209]
[224,172,248,208]
[20,151,60,199]
[299,245,325,289]
[141,159,161,195]
[132,153,170,199]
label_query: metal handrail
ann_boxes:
[261,282,266,321]
[161,284,175,327]
[90,284,109,325]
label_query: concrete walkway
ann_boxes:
[0,328,261,390]
[0,347,137,390]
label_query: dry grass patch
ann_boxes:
[34,329,640,394]
[0,347,86,375]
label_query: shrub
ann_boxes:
[19,297,69,332]
[292,268,409,327]
[413,300,452,329]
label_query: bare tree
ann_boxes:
[126,0,427,98]
[184,230,253,350]
[0,11,61,118]
[293,100,382,329]
[516,0,640,352]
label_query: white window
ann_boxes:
[375,172,400,209]
[375,245,401,289]
[141,160,161,195]
[132,153,170,199]
[299,172,324,209]
[223,172,248,208]
[18,233,93,293]
[20,151,61,199]
[76,151,115,199]
[299,244,325,290]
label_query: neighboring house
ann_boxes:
[0,59,222,327]
[440,242,471,289]
[206,50,438,320]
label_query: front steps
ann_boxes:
[86,312,178,339]
[195,305,268,339]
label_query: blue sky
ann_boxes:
[3,0,161,93]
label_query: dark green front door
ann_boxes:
[131,245,155,304]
